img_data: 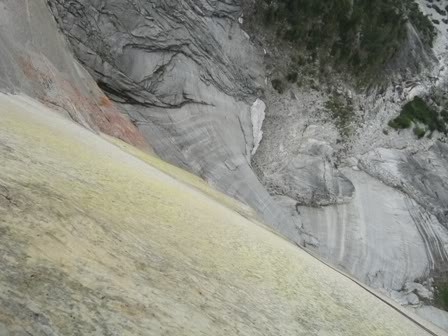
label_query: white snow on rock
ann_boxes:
[251,98,266,156]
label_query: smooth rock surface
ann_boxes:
[47,0,301,239]
[298,169,433,291]
[414,306,448,332]
[11,0,448,330]
[0,93,444,335]
[249,0,448,304]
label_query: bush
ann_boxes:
[263,5,275,26]
[413,126,426,138]
[407,1,436,45]
[435,280,448,311]
[389,96,446,132]
[442,110,448,123]
[293,54,307,66]
[286,71,298,83]
[388,116,412,129]
[325,95,354,137]
[271,78,286,94]
[256,0,435,79]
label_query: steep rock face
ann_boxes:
[251,82,448,291]
[0,0,147,149]
[43,0,448,327]
[2,0,448,333]
[248,0,448,321]
[252,89,356,207]
[0,92,445,336]
[47,0,303,239]
[298,169,435,290]
[47,0,448,292]
[360,145,448,242]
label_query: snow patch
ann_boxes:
[251,98,266,156]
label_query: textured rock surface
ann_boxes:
[247,0,448,325]
[0,0,148,150]
[46,0,448,317]
[296,169,434,290]
[414,306,448,332]
[252,89,355,207]
[5,0,448,330]
[1,93,445,335]
[47,0,302,240]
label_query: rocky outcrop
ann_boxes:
[6,0,448,330]
[47,0,303,240]
[0,0,148,150]
[359,146,448,271]
[46,0,448,297]
[248,0,448,324]
[414,306,448,332]
[252,89,355,207]
[297,168,441,291]
[0,92,445,336]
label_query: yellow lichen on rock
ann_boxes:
[104,134,259,223]
[0,93,444,335]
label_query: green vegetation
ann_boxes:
[442,110,448,123]
[434,280,448,311]
[272,78,286,93]
[286,71,298,83]
[271,72,300,93]
[325,94,355,137]
[257,0,435,79]
[407,1,437,44]
[413,126,426,139]
[388,96,447,138]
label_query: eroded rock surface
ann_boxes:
[0,92,444,336]
[249,0,448,324]
[46,0,448,307]
[47,0,302,239]
[0,0,147,149]
[3,0,448,331]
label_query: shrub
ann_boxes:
[407,1,436,44]
[293,54,307,66]
[388,117,411,129]
[435,280,448,311]
[389,96,443,130]
[286,71,298,83]
[272,78,286,94]
[442,110,448,123]
[256,0,434,79]
[325,95,355,137]
[413,126,426,139]
[263,5,275,26]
